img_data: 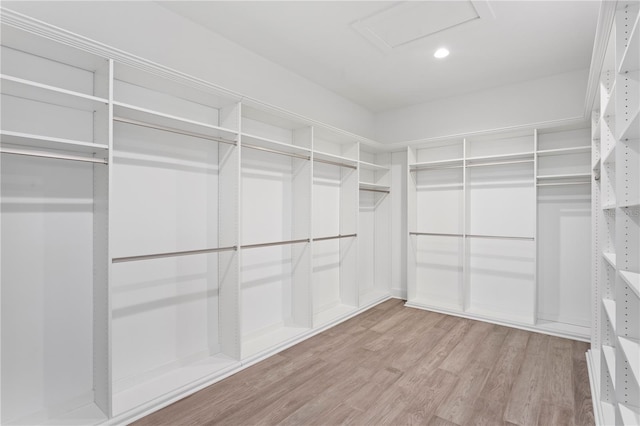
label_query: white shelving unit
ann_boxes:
[589,3,640,425]
[0,12,393,424]
[312,128,359,327]
[358,148,391,308]
[407,128,592,340]
[1,25,110,425]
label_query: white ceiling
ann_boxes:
[159,1,600,113]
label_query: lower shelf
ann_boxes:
[313,303,357,328]
[242,325,310,361]
[112,354,240,416]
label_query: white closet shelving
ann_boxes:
[240,106,313,360]
[0,11,393,424]
[311,128,359,327]
[589,2,640,425]
[407,128,592,340]
[358,147,391,307]
[110,65,242,415]
[1,25,109,425]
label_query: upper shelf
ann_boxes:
[0,130,108,155]
[241,132,311,158]
[359,160,389,172]
[1,74,107,112]
[410,158,464,171]
[359,182,390,193]
[536,146,591,157]
[314,150,357,168]
[113,102,238,143]
[620,270,640,299]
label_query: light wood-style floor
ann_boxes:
[134,299,594,426]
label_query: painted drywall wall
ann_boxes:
[375,69,589,144]
[4,1,376,139]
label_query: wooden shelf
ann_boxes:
[0,130,108,155]
[603,299,617,332]
[359,160,389,172]
[241,132,311,157]
[113,102,238,142]
[620,270,640,298]
[603,252,617,268]
[1,74,107,112]
[314,150,357,167]
[536,146,591,156]
[619,9,640,73]
[409,158,463,170]
[359,182,390,192]
[618,336,640,386]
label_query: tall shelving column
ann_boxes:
[311,129,359,327]
[0,23,110,424]
[590,2,640,424]
[358,147,391,307]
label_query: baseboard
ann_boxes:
[390,288,406,300]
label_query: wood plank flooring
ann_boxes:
[133,299,594,426]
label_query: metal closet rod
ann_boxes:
[112,245,237,263]
[410,232,534,241]
[537,181,590,187]
[410,232,463,237]
[314,157,357,170]
[466,159,534,168]
[314,233,357,242]
[113,117,237,146]
[241,238,310,250]
[242,143,311,161]
[360,187,390,194]
[0,147,107,164]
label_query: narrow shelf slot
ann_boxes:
[618,336,640,386]
[620,270,640,298]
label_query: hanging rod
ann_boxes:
[112,245,237,263]
[410,232,463,237]
[537,181,591,187]
[113,117,237,146]
[241,238,310,250]
[0,147,107,164]
[360,187,390,194]
[314,233,357,242]
[242,143,311,161]
[466,159,533,168]
[466,234,534,241]
[314,157,357,170]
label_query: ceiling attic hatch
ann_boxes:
[352,1,494,53]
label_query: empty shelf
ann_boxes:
[603,252,617,268]
[618,336,640,386]
[620,270,640,299]
[536,146,591,156]
[603,299,617,332]
[0,130,108,155]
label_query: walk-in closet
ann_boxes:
[1,1,638,425]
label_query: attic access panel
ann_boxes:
[352,1,494,52]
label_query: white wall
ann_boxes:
[375,69,589,144]
[4,1,376,139]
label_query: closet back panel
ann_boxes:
[416,168,463,233]
[1,156,95,423]
[313,162,342,312]
[416,236,463,307]
[466,164,535,236]
[111,124,220,389]
[537,185,591,327]
[358,192,376,296]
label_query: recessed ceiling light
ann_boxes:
[434,47,450,59]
